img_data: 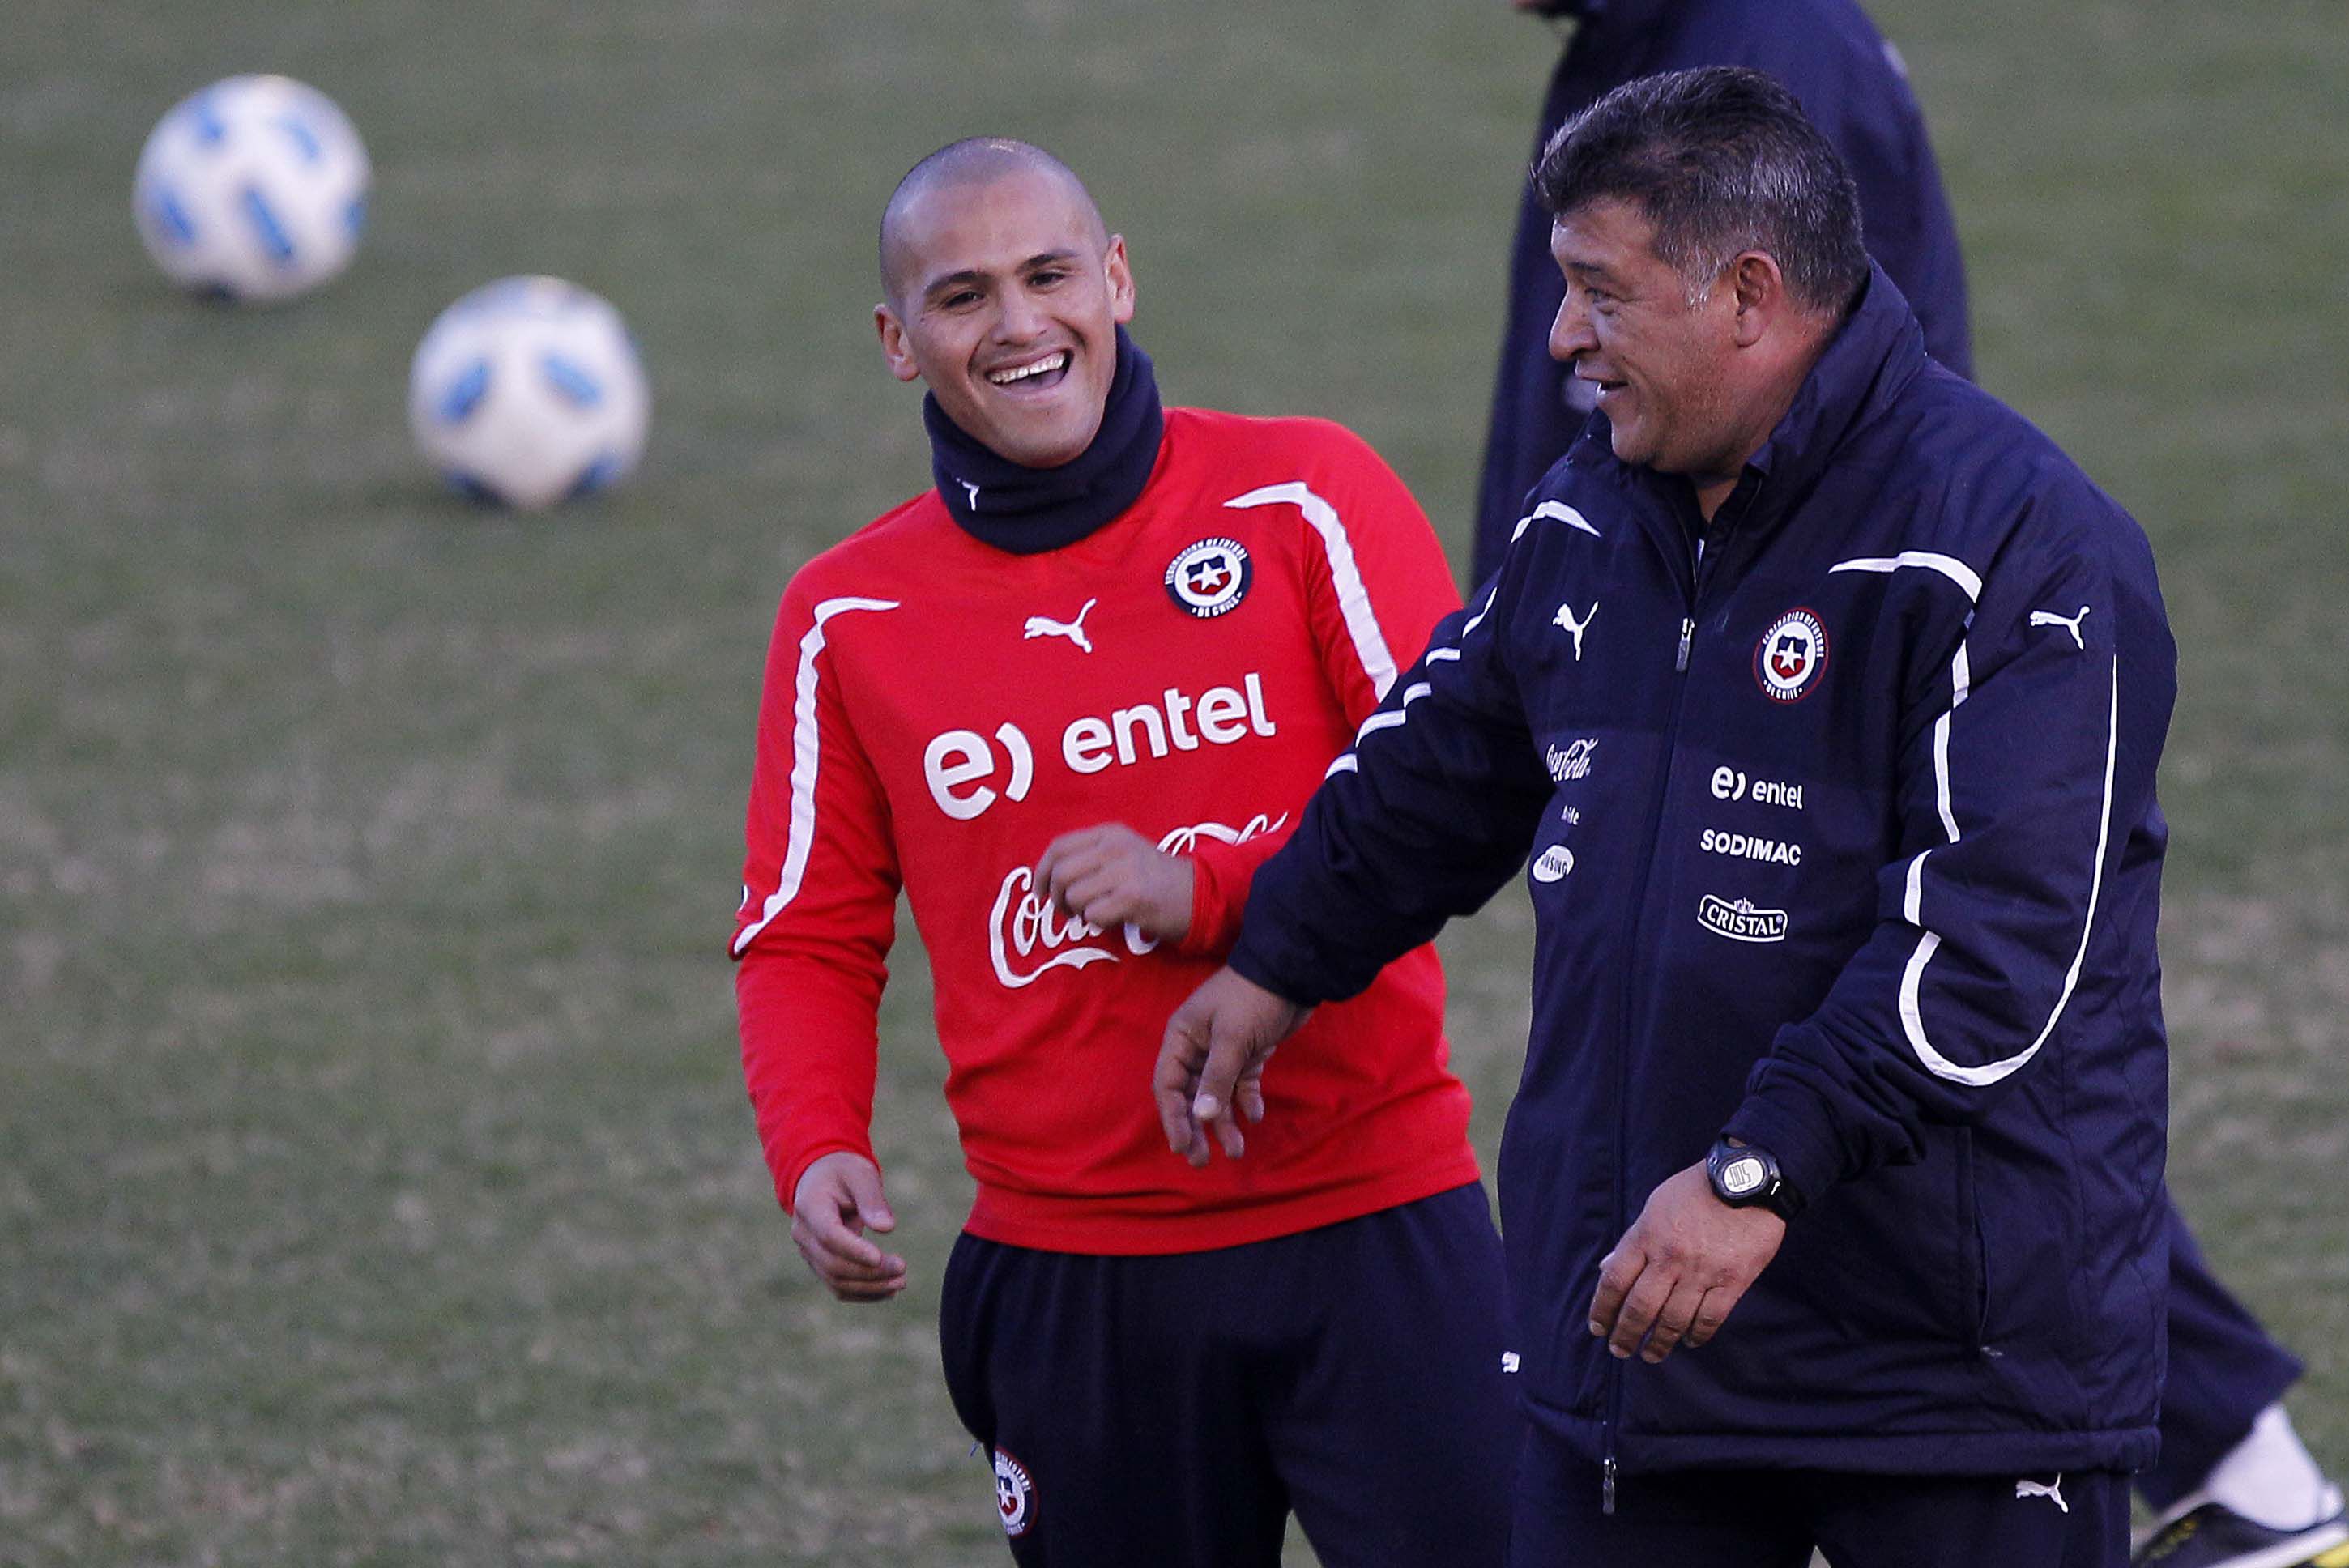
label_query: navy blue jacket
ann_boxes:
[1473,0,1972,584]
[1235,269,2174,1477]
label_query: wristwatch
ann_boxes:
[1706,1138,1804,1221]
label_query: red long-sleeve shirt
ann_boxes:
[731,407,1477,1253]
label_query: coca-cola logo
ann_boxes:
[986,815,1286,988]
[987,865,1153,988]
[1155,812,1285,856]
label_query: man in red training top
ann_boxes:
[730,138,1514,1566]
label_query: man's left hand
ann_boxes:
[1588,1161,1785,1363]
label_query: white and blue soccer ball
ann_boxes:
[407,277,651,510]
[132,75,370,303]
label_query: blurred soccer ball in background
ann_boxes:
[132,75,371,303]
[407,277,651,510]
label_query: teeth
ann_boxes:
[988,352,1068,386]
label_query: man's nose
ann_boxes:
[1549,291,1596,364]
[993,288,1047,343]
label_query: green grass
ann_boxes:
[2,1,2345,1562]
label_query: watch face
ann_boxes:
[1720,1155,1767,1197]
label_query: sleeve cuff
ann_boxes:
[1721,1082,1846,1215]
[1171,853,1231,957]
[1226,932,1326,1011]
[777,1140,877,1217]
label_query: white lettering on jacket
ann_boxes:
[1709,766,1805,811]
[1699,828,1804,866]
[927,675,1277,820]
[1698,895,1789,944]
[1546,737,1598,783]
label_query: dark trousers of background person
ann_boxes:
[2146,1203,2304,1508]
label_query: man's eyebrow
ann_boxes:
[919,267,989,299]
[1563,259,1631,290]
[919,250,1085,300]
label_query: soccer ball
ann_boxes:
[132,75,370,302]
[407,277,651,510]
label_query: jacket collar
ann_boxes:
[1572,262,1929,549]
[1730,263,1927,533]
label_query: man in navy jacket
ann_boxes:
[1464,13,2342,1567]
[1162,68,2178,1565]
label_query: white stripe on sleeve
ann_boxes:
[1900,657,2120,1086]
[731,595,899,957]
[1225,481,1399,699]
[1349,680,1432,744]
[1830,551,1983,603]
[1512,499,1602,543]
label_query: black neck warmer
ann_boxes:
[923,325,1165,554]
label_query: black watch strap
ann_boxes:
[1707,1138,1804,1221]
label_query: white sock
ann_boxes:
[2203,1404,2339,1532]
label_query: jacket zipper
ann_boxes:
[1602,501,1742,1515]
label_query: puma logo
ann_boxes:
[1552,600,1597,661]
[1023,597,1098,654]
[2014,1476,2069,1514]
[2029,605,2091,650]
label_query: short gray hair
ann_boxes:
[1534,66,1869,316]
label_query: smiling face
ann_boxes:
[1547,197,1750,490]
[876,165,1135,469]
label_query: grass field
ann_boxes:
[4,1,2346,1562]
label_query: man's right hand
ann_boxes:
[1153,967,1309,1167]
[790,1152,908,1303]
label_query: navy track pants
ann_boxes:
[1510,1421,2129,1568]
[938,1181,1516,1567]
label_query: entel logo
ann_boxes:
[926,674,1277,822]
[990,814,1287,988]
[1710,767,1805,810]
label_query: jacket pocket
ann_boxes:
[1954,1128,1991,1352]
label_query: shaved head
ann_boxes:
[871,136,1135,467]
[879,138,1108,307]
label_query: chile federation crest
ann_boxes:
[993,1447,1036,1537]
[1754,608,1829,703]
[1165,537,1251,619]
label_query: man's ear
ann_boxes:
[1729,251,1785,349]
[1104,234,1136,326]
[876,304,922,384]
